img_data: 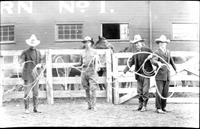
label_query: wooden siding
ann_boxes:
[0,1,199,52]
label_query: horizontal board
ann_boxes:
[3,90,106,101]
[2,76,106,85]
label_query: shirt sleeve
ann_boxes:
[123,54,135,73]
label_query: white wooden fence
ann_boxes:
[0,50,199,106]
[0,49,112,106]
[112,51,199,104]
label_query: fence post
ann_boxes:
[0,56,4,107]
[112,54,119,104]
[105,49,112,103]
[46,49,54,104]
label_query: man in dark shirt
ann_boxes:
[19,34,42,114]
[123,34,154,112]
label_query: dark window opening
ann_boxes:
[102,24,120,39]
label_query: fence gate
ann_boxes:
[112,53,138,104]
[112,51,199,104]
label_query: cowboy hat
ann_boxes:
[130,34,145,44]
[155,35,170,44]
[81,36,94,44]
[26,34,40,46]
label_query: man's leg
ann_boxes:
[89,77,97,111]
[24,80,31,113]
[33,81,41,113]
[161,81,169,112]
[141,78,150,111]
[137,79,143,111]
[155,80,165,113]
[81,72,91,109]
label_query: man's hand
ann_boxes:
[147,54,153,59]
[120,72,126,77]
[157,62,163,68]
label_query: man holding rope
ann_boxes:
[151,35,177,114]
[74,36,100,111]
[123,34,154,112]
[19,34,42,114]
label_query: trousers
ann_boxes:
[155,80,170,109]
[137,77,150,107]
[24,78,39,109]
[81,68,98,108]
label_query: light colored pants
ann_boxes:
[81,68,98,108]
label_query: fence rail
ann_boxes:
[0,49,199,106]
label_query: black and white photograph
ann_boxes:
[0,1,199,127]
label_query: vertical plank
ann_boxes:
[46,49,54,104]
[0,56,4,107]
[105,49,112,103]
[112,54,119,104]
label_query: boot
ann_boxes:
[33,96,41,113]
[141,100,148,112]
[24,97,30,114]
[137,102,143,111]
[137,97,143,111]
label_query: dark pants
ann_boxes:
[137,77,150,107]
[24,79,39,110]
[155,80,169,109]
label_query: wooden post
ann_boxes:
[112,54,119,104]
[105,49,112,103]
[46,49,54,104]
[0,56,4,107]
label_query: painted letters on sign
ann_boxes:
[1,1,111,14]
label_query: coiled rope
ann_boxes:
[125,51,178,99]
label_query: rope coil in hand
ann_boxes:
[125,51,178,99]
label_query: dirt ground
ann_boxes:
[0,98,199,127]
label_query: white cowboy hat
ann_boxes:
[130,34,145,44]
[26,34,40,46]
[155,35,170,44]
[81,36,94,44]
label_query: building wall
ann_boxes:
[0,1,199,52]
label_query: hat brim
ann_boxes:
[155,39,170,44]
[81,40,94,44]
[130,39,145,44]
[26,39,40,46]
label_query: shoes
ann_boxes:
[90,107,97,111]
[25,109,30,114]
[156,109,166,114]
[137,106,143,111]
[162,108,169,113]
[140,106,147,112]
[33,108,41,113]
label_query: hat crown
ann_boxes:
[29,34,38,41]
[84,36,92,41]
[159,35,168,41]
[134,34,142,41]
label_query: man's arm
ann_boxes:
[123,55,135,74]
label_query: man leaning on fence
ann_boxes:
[74,36,100,111]
[123,34,154,112]
[19,34,42,114]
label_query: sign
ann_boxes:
[0,1,115,14]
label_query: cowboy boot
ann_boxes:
[33,96,41,113]
[141,99,148,112]
[24,98,30,114]
[137,97,143,111]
